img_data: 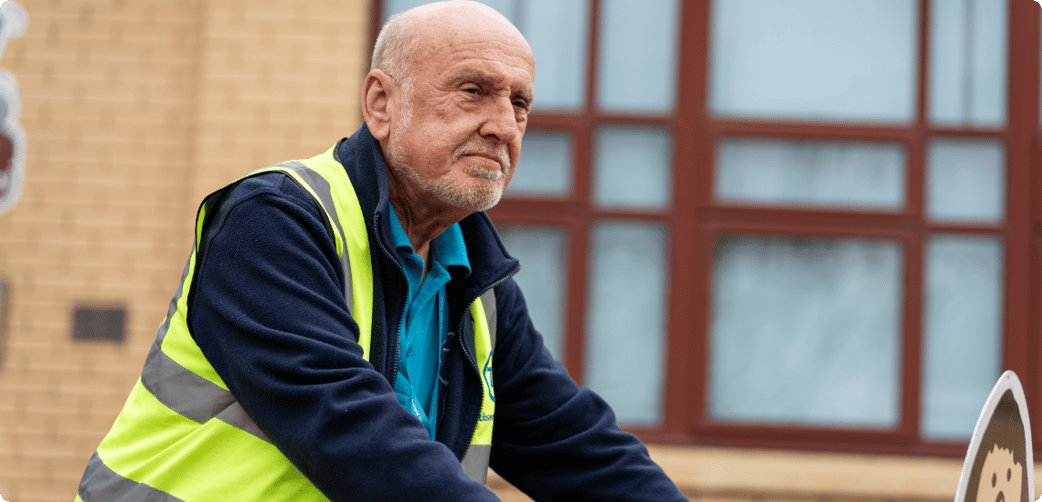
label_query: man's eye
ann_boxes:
[463,87,481,95]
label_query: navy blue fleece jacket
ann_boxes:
[187,124,685,501]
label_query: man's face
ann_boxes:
[385,13,535,213]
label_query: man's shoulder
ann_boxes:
[199,170,328,238]
[219,169,317,207]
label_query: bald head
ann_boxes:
[371,1,532,87]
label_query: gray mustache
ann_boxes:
[452,141,510,173]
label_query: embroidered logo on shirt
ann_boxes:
[482,355,494,403]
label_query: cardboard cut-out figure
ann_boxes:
[0,0,27,216]
[955,370,1034,502]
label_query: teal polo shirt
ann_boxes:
[388,205,470,440]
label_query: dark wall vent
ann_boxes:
[72,304,126,342]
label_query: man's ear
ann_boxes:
[362,69,395,141]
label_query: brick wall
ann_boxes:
[190,0,369,203]
[0,0,367,500]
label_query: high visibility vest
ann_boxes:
[75,145,497,502]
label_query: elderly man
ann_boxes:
[75,2,685,501]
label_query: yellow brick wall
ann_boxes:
[191,0,369,203]
[0,1,205,499]
[0,1,1016,501]
[0,0,368,500]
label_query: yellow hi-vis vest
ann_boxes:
[75,146,497,502]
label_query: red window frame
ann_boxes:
[371,0,1042,458]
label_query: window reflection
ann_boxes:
[716,138,906,210]
[585,221,668,426]
[509,130,574,198]
[593,126,673,210]
[596,0,680,113]
[926,138,1005,224]
[709,0,918,122]
[928,0,1008,126]
[709,235,903,428]
[921,234,1003,440]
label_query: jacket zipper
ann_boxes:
[372,212,407,389]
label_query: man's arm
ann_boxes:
[188,173,499,501]
[488,279,686,502]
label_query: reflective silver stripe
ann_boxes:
[460,444,491,484]
[480,289,496,351]
[216,401,270,442]
[342,253,354,314]
[155,256,192,346]
[136,161,354,449]
[272,161,355,314]
[328,145,354,313]
[79,450,185,502]
[271,161,343,237]
[140,342,270,443]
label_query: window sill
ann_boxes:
[486,444,1024,501]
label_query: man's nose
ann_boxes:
[479,97,520,144]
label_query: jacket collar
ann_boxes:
[333,123,519,298]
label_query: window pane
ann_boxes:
[715,138,906,210]
[509,130,573,198]
[383,1,587,112]
[596,0,679,113]
[520,0,589,111]
[386,0,519,20]
[381,0,433,21]
[497,225,568,362]
[709,235,903,428]
[709,0,918,122]
[585,221,668,426]
[921,235,1003,440]
[475,0,516,20]
[926,138,1005,223]
[928,0,1008,126]
[593,126,673,210]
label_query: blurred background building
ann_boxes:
[1,0,1041,500]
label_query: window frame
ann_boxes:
[371,0,1042,459]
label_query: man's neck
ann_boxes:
[386,167,471,265]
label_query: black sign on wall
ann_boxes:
[71,304,127,343]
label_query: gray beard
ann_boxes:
[386,121,509,212]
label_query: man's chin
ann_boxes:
[455,190,503,213]
[464,165,506,183]
[400,166,506,213]
[438,184,503,213]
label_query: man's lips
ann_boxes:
[465,152,504,169]
[459,153,509,181]
[452,139,512,175]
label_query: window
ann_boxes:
[374,0,1042,456]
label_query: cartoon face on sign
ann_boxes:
[976,444,1022,502]
[956,372,1034,502]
